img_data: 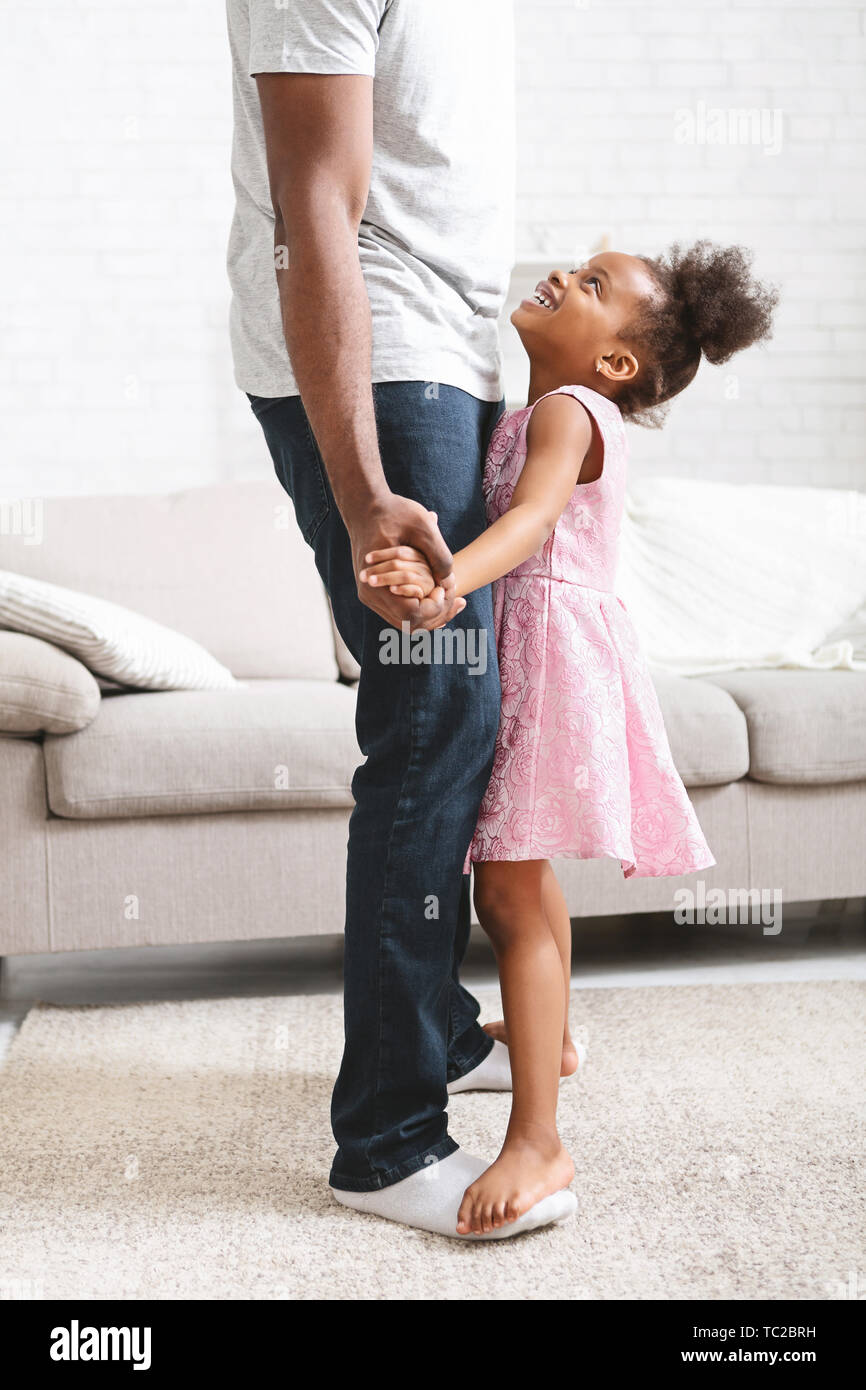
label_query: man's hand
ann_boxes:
[350,496,465,631]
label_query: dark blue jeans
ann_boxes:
[249,382,503,1191]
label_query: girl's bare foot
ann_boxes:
[560,1040,581,1078]
[456,1127,575,1235]
[483,1020,583,1078]
[482,1019,508,1045]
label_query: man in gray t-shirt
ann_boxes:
[227,0,514,401]
[226,1,564,1240]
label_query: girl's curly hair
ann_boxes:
[616,240,779,427]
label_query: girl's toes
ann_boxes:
[456,1191,474,1234]
[506,1197,521,1224]
[492,1201,507,1228]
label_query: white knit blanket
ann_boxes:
[616,478,866,675]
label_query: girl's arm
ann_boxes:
[452,393,592,598]
[361,394,593,600]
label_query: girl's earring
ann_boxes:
[595,361,603,373]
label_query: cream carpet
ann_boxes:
[0,981,862,1300]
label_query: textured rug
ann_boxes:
[0,982,862,1300]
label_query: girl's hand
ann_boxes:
[359,545,437,600]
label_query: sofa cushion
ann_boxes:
[42,670,748,818]
[328,599,361,684]
[0,482,339,682]
[0,631,101,733]
[43,679,359,819]
[0,570,237,691]
[704,670,866,784]
[650,671,750,786]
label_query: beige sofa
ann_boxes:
[1,479,865,956]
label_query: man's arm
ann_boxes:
[255,72,463,629]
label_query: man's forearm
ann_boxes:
[274,199,388,524]
[255,71,459,628]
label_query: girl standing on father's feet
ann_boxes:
[362,241,777,1235]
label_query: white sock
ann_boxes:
[447,1040,513,1093]
[446,1038,587,1094]
[331,1150,577,1241]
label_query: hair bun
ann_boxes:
[665,240,778,365]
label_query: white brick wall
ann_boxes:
[0,0,863,497]
[0,0,254,498]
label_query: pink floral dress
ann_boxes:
[465,384,715,879]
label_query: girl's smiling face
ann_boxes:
[512,251,660,394]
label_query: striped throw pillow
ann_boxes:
[0,570,237,691]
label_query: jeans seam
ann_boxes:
[370,647,420,1171]
[299,411,331,544]
[446,953,458,1054]
[447,1027,495,1083]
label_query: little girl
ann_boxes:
[360,240,777,1237]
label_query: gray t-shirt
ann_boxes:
[225,0,515,401]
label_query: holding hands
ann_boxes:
[360,544,439,601]
[359,506,465,631]
[350,500,465,631]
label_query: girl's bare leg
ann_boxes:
[456,859,574,1235]
[483,861,581,1076]
[541,863,581,1075]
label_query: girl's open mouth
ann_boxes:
[522,279,560,311]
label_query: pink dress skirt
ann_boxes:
[465,384,715,879]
